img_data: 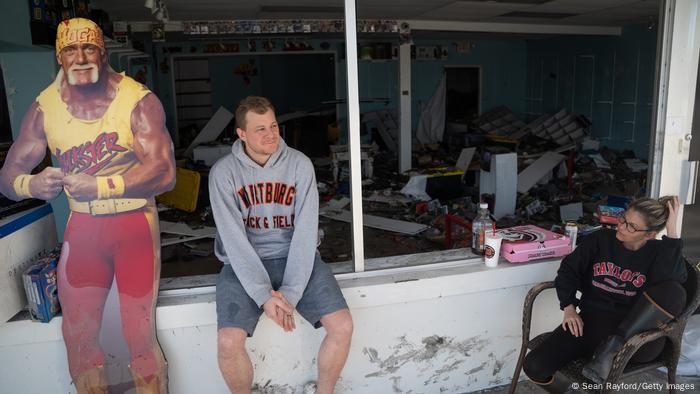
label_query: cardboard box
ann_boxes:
[23,255,61,323]
[193,144,230,166]
[497,225,571,263]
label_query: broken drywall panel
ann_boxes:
[363,110,399,151]
[589,153,611,169]
[161,235,214,247]
[276,108,335,123]
[332,150,373,182]
[329,143,378,153]
[559,202,583,221]
[517,152,566,194]
[183,106,234,157]
[159,274,219,290]
[511,113,548,140]
[479,152,517,219]
[365,191,413,205]
[474,106,526,136]
[330,144,377,182]
[320,210,428,235]
[581,138,600,151]
[312,157,332,166]
[160,221,216,247]
[624,158,648,172]
[456,147,476,171]
[193,144,230,166]
[519,109,589,146]
[161,221,217,237]
[321,196,351,212]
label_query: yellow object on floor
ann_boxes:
[156,167,201,212]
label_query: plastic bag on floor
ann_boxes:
[676,314,700,376]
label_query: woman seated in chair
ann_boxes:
[523,196,687,393]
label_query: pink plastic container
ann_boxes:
[496,225,572,263]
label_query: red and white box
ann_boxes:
[496,225,572,263]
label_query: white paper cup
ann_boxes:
[484,233,503,268]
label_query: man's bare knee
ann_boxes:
[322,309,353,340]
[217,328,247,358]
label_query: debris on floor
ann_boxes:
[157,104,651,269]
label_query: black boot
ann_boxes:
[582,293,674,383]
[532,371,574,394]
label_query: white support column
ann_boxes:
[649,0,700,235]
[343,0,365,272]
[399,43,412,173]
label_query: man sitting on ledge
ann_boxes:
[209,95,353,393]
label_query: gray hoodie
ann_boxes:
[209,139,319,308]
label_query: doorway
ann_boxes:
[445,66,480,123]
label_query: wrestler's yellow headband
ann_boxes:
[56,18,105,55]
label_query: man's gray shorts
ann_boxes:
[216,253,348,336]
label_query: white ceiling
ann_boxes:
[92,0,660,27]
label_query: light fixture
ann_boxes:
[145,0,169,22]
[647,16,657,30]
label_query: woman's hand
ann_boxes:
[665,196,680,239]
[562,305,584,337]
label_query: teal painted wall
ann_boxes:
[408,39,527,127]
[149,37,528,143]
[0,52,56,139]
[0,2,67,239]
[148,39,344,138]
[525,25,658,159]
[0,0,32,47]
[206,52,336,116]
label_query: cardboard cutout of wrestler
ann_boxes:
[0,18,175,393]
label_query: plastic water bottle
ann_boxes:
[472,203,494,255]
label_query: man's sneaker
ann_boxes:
[302,381,317,394]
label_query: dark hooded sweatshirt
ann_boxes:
[555,229,686,313]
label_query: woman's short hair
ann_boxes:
[627,196,674,231]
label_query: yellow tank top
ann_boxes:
[36,74,150,178]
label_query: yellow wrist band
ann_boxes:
[96,175,125,199]
[13,174,35,199]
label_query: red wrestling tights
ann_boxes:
[57,210,165,384]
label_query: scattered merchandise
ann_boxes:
[596,205,625,225]
[23,250,62,323]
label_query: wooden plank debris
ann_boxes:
[517,151,566,194]
[320,210,428,235]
